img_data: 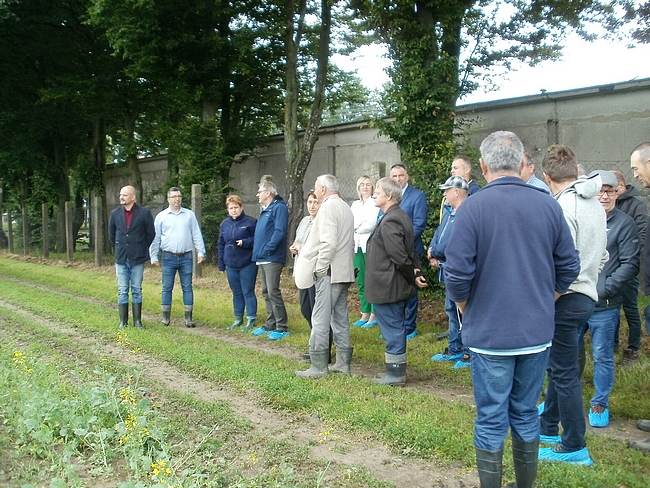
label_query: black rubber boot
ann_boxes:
[329,347,353,375]
[227,316,244,330]
[475,447,503,488]
[295,350,330,378]
[184,308,195,328]
[371,353,406,386]
[132,302,144,329]
[161,306,171,326]
[118,303,129,328]
[506,438,538,488]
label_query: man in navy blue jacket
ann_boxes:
[108,185,155,329]
[389,164,428,338]
[445,131,580,488]
[251,180,289,338]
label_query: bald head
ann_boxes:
[119,186,136,209]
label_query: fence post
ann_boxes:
[93,196,103,266]
[65,201,74,262]
[22,204,28,256]
[7,209,13,253]
[42,203,49,259]
[191,184,202,278]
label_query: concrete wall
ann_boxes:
[105,77,650,210]
[105,156,168,214]
[458,78,650,185]
[228,125,401,207]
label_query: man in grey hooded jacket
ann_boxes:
[538,145,608,466]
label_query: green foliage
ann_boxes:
[1,257,650,487]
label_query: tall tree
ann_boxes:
[356,0,619,213]
[283,0,333,245]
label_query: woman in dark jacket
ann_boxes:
[218,195,258,331]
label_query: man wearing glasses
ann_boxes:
[251,179,290,339]
[580,170,639,428]
[150,187,206,328]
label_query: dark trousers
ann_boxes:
[299,285,316,328]
[540,292,595,451]
[614,275,641,351]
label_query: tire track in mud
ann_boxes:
[0,292,480,488]
[1,272,647,487]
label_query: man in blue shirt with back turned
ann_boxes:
[150,187,206,328]
[445,131,580,488]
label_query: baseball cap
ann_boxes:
[589,170,617,188]
[438,176,469,191]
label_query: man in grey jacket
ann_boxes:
[295,174,355,379]
[538,146,608,466]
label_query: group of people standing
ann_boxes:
[108,186,206,330]
[108,133,650,488]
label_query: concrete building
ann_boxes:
[106,77,650,214]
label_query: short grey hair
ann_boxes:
[376,177,402,204]
[480,131,525,174]
[632,142,650,164]
[259,181,277,196]
[316,174,339,192]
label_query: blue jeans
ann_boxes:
[404,291,418,334]
[161,252,194,306]
[445,293,463,355]
[645,305,650,335]
[471,349,550,451]
[226,262,258,318]
[115,259,145,304]
[540,293,594,451]
[375,298,408,355]
[582,307,618,408]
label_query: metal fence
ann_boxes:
[1,159,645,266]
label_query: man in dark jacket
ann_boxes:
[612,170,647,364]
[108,185,155,329]
[389,164,428,339]
[251,180,289,338]
[628,141,650,453]
[445,131,580,488]
[582,170,640,428]
[365,177,427,386]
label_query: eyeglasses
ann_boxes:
[168,194,182,199]
[256,189,269,195]
[596,189,616,198]
[359,182,372,187]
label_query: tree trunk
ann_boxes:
[124,111,143,200]
[53,132,71,253]
[284,0,331,247]
[0,179,7,249]
[92,117,111,254]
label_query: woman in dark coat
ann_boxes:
[218,195,258,331]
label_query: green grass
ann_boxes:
[0,255,649,487]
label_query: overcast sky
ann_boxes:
[333,34,650,105]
